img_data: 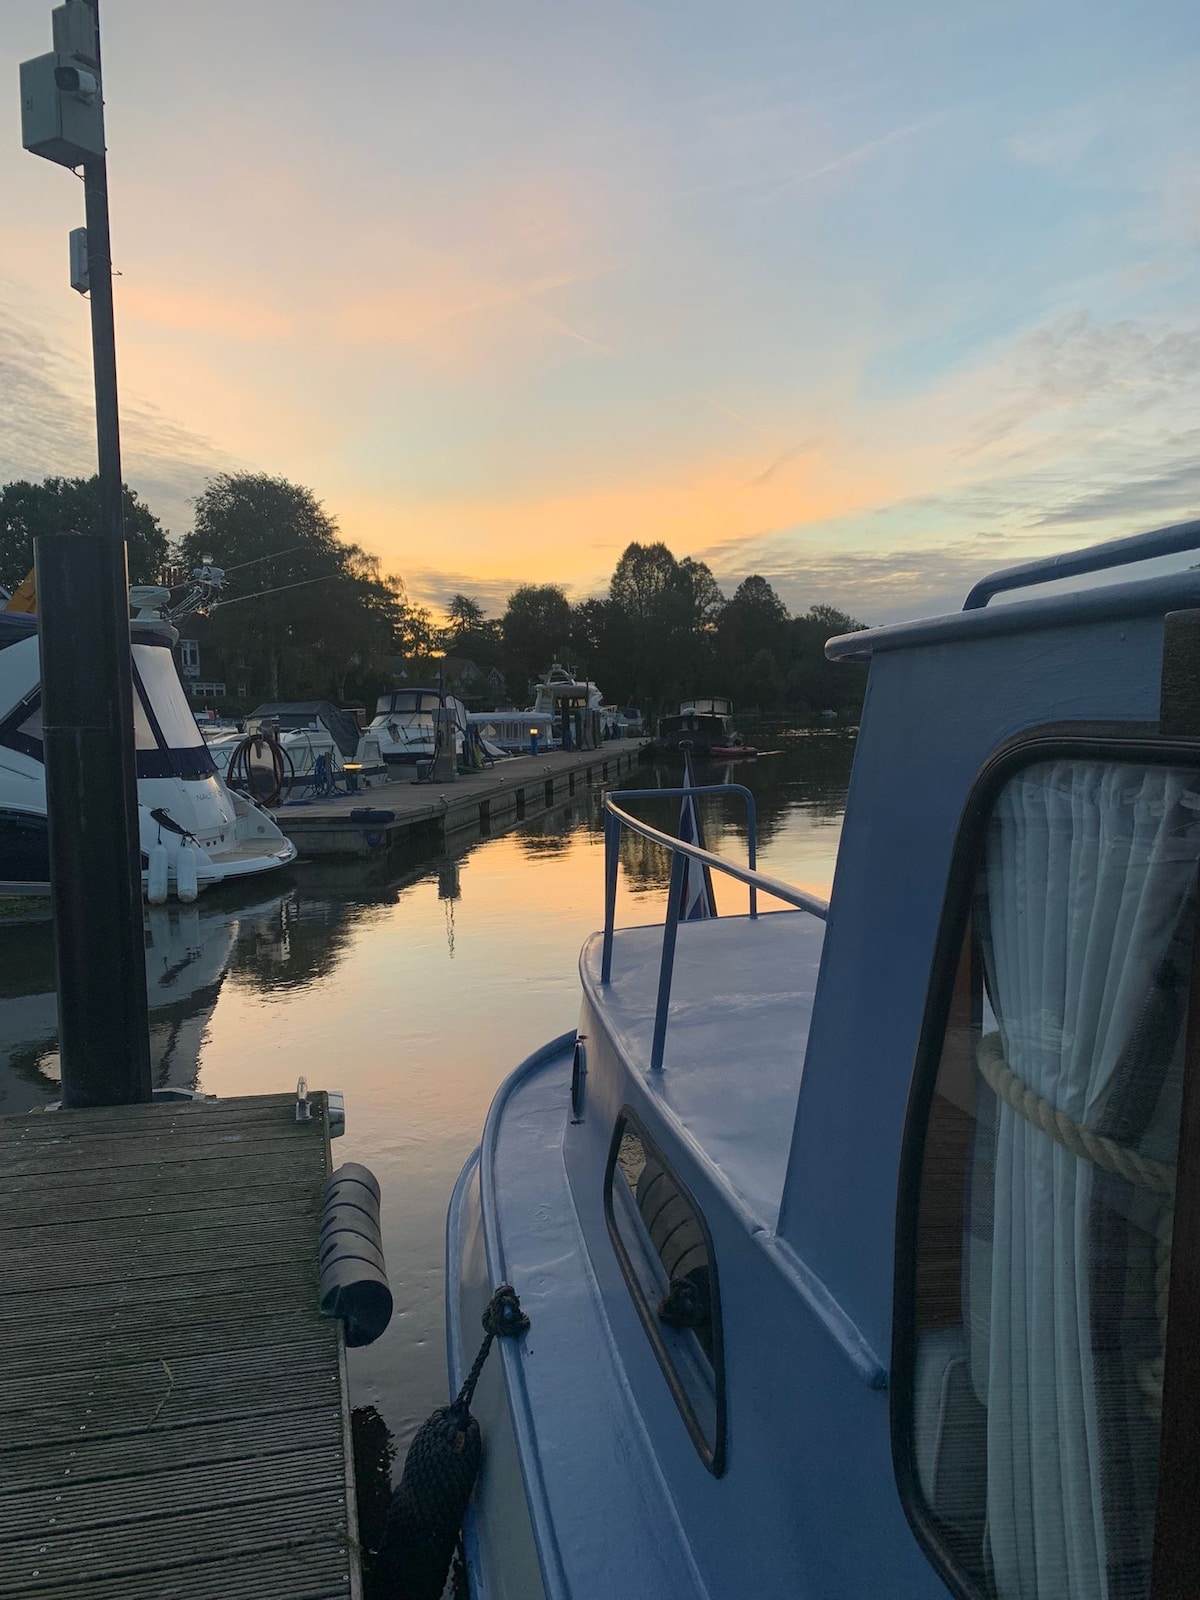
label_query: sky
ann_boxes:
[3,0,1199,624]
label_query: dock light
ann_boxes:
[529,728,540,757]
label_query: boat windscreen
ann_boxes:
[376,690,441,715]
[133,643,207,750]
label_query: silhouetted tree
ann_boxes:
[0,475,167,591]
[501,584,572,695]
[180,473,398,701]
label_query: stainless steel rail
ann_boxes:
[601,785,828,1069]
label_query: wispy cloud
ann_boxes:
[0,282,233,538]
[757,114,947,203]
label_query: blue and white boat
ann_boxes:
[447,518,1200,1600]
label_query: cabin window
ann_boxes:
[605,1111,725,1472]
[0,694,44,760]
[902,756,1200,1600]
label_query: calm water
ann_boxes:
[0,732,853,1452]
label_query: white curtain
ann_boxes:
[977,760,1199,1600]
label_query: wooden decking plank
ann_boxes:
[0,1152,325,1199]
[0,1099,304,1142]
[0,1406,344,1489]
[0,1130,325,1176]
[5,1341,340,1446]
[2,1311,332,1383]
[0,1447,345,1541]
[0,1259,315,1324]
[0,1178,319,1225]
[0,1493,348,1594]
[21,1545,355,1600]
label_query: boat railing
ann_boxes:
[601,786,829,1069]
[962,515,1200,610]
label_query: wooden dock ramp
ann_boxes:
[0,1091,361,1600]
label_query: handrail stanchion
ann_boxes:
[651,850,687,1070]
[601,786,829,1063]
[601,807,620,983]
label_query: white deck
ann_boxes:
[580,909,824,1230]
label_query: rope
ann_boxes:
[375,1285,528,1600]
[976,1033,1175,1407]
[976,1033,1176,1195]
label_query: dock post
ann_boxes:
[37,536,151,1105]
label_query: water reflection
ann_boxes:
[0,733,854,1456]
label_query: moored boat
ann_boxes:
[0,608,295,901]
[445,517,1200,1600]
[363,688,468,768]
[647,695,756,757]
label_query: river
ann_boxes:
[0,731,854,1456]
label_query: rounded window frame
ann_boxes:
[891,719,1200,1600]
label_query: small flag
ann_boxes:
[677,751,716,920]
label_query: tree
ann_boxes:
[180,472,399,701]
[0,475,168,592]
[606,543,725,713]
[501,584,572,697]
[444,594,485,640]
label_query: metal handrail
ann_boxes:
[601,787,829,1069]
[961,516,1200,610]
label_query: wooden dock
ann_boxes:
[274,740,643,858]
[0,1091,360,1600]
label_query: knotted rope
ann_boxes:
[976,1032,1174,1406]
[376,1285,528,1600]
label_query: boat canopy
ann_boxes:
[249,701,361,759]
[680,696,731,716]
[374,689,461,718]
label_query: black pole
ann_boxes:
[36,0,151,1107]
[37,536,151,1106]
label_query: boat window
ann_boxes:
[132,644,206,750]
[900,756,1200,1600]
[606,1111,725,1473]
[131,675,157,750]
[0,693,44,760]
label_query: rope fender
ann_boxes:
[376,1285,529,1600]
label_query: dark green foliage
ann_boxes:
[0,476,167,591]
[501,584,573,698]
[179,472,400,702]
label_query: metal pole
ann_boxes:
[39,0,151,1105]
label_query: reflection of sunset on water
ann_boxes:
[0,737,852,1451]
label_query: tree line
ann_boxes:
[0,470,866,719]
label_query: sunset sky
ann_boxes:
[3,0,1199,623]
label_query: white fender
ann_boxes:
[175,844,199,904]
[146,843,169,905]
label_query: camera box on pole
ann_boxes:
[19,47,104,169]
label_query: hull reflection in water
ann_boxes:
[0,887,297,1113]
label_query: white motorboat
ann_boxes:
[531,663,604,749]
[0,605,296,901]
[465,709,554,754]
[362,688,467,768]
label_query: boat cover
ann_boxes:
[248,701,361,759]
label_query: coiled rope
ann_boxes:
[376,1284,529,1600]
[976,1032,1174,1405]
